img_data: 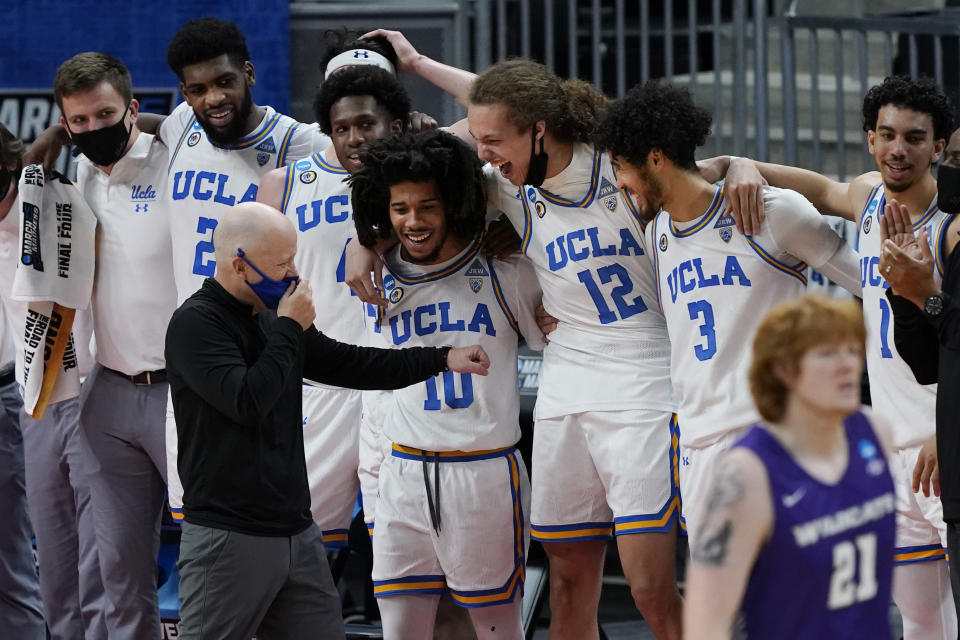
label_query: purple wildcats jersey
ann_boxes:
[736,411,895,639]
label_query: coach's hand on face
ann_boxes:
[277,279,316,331]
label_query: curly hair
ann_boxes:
[54,52,132,109]
[862,75,955,142]
[313,66,410,135]
[595,80,711,171]
[167,18,251,81]
[349,129,486,248]
[318,28,399,76]
[749,295,865,423]
[469,59,608,143]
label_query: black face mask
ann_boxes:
[937,163,960,214]
[524,127,548,187]
[0,163,20,202]
[67,104,132,167]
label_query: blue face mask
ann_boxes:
[237,248,299,309]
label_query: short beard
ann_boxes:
[199,85,254,147]
[401,227,451,265]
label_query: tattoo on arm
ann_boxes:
[690,465,746,566]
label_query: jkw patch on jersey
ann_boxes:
[255,138,277,154]
[465,259,489,278]
[598,176,618,212]
[187,132,201,147]
[713,212,735,229]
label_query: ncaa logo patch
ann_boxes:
[526,187,537,201]
[389,287,404,304]
[187,132,201,147]
[295,160,311,171]
[300,170,317,184]
[535,201,547,218]
[719,227,732,243]
[862,214,872,234]
[382,275,396,291]
[658,233,668,252]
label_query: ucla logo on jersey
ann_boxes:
[719,227,732,243]
[862,214,873,234]
[255,138,277,154]
[130,184,157,213]
[389,287,404,304]
[300,170,317,184]
[187,131,201,147]
[535,201,547,218]
[598,176,619,212]
[659,233,668,252]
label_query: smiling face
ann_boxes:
[329,95,402,174]
[867,105,945,193]
[389,180,464,264]
[468,102,538,186]
[611,153,664,219]
[180,54,255,145]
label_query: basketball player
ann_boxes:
[719,75,958,638]
[160,17,331,525]
[349,129,543,640]
[53,52,172,640]
[685,295,896,640]
[594,81,860,551]
[256,63,409,549]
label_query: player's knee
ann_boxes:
[629,581,677,618]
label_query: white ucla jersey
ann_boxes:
[161,102,328,303]
[278,148,367,345]
[486,143,674,418]
[857,185,943,448]
[378,237,543,451]
[651,186,811,447]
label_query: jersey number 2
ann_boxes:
[192,217,218,277]
[424,372,473,410]
[827,533,878,610]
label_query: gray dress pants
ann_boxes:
[0,379,45,639]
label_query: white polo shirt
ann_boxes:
[76,131,176,375]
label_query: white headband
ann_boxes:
[324,49,397,80]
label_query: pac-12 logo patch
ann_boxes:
[535,201,547,218]
[299,170,317,184]
[187,132,201,147]
[257,153,270,167]
[469,278,483,293]
[388,287,404,304]
[598,176,618,212]
[862,214,872,234]
[719,227,732,243]
[658,233,668,252]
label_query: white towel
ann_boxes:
[13,164,96,308]
[12,165,96,417]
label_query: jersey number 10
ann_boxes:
[424,372,474,410]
